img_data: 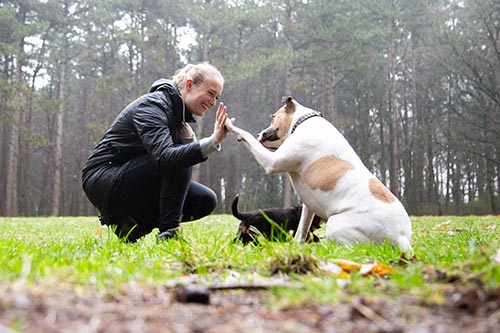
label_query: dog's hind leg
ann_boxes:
[324,214,372,246]
[325,214,413,254]
[294,204,315,243]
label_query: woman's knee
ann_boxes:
[206,187,218,211]
[183,183,217,221]
[198,186,217,215]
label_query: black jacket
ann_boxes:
[82,79,207,212]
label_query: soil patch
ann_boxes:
[1,283,499,333]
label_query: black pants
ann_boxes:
[88,155,217,234]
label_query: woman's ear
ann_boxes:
[185,78,193,91]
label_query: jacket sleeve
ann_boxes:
[133,98,207,170]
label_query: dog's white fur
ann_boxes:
[225,97,413,253]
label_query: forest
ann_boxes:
[0,0,499,217]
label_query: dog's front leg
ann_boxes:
[225,120,288,174]
[294,204,315,243]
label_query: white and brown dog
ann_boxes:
[225,97,413,253]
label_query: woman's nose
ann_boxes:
[209,96,217,106]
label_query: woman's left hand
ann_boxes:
[213,102,229,145]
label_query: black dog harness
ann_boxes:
[291,111,323,134]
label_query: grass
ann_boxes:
[1,215,499,307]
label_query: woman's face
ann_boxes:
[183,75,223,117]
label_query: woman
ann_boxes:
[82,63,229,242]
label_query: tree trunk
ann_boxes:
[281,2,293,208]
[388,33,401,198]
[51,14,69,216]
[378,103,387,184]
[20,30,48,215]
[452,156,462,215]
[410,37,424,214]
[0,87,7,214]
[5,105,20,216]
[426,132,441,214]
[5,6,27,216]
[51,71,66,216]
[401,88,413,211]
[487,102,498,214]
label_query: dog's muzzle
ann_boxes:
[258,128,278,143]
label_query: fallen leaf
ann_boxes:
[361,263,393,276]
[433,220,452,230]
[319,259,394,278]
[332,259,362,272]
[318,261,343,275]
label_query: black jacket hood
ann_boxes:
[150,78,175,93]
[149,78,195,123]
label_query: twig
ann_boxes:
[207,282,299,291]
[352,299,396,332]
[487,308,500,323]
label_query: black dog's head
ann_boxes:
[231,194,321,244]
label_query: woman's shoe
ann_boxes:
[156,227,182,243]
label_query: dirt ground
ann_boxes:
[1,281,499,333]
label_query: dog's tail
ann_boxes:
[231,194,246,220]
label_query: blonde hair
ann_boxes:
[172,62,224,90]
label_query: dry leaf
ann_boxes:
[318,261,343,275]
[360,263,393,276]
[433,220,452,230]
[332,259,362,272]
[319,259,394,278]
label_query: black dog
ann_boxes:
[231,194,322,244]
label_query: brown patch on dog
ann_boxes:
[270,106,294,139]
[369,178,396,203]
[259,105,295,149]
[304,156,354,191]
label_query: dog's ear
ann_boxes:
[282,96,295,113]
[281,95,292,102]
